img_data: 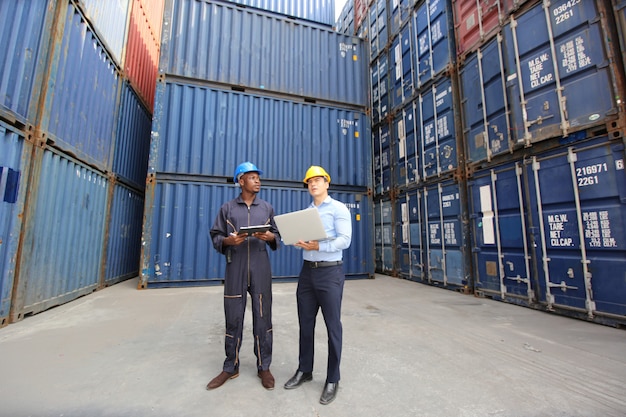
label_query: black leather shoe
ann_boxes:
[283,370,313,389]
[319,382,338,405]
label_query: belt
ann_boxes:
[304,260,343,268]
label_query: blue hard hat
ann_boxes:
[233,161,263,184]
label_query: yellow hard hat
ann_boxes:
[303,165,331,184]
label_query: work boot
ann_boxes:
[258,369,275,390]
[206,369,239,390]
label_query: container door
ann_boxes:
[528,138,626,318]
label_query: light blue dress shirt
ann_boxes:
[303,196,352,262]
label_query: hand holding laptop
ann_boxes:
[273,207,328,245]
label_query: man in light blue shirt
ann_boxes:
[283,166,352,405]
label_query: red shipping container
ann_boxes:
[355,0,368,35]
[453,0,507,58]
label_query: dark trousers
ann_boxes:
[296,263,345,383]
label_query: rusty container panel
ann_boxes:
[355,0,368,34]
[76,0,131,67]
[12,147,109,321]
[0,122,32,326]
[0,0,54,126]
[42,1,120,171]
[453,0,506,58]
[104,182,144,285]
[125,0,164,110]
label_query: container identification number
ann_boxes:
[576,163,607,187]
[553,0,580,25]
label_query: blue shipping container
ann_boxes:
[413,0,455,88]
[0,0,53,125]
[43,1,120,171]
[369,0,389,61]
[225,0,336,26]
[113,81,151,190]
[139,180,373,287]
[390,23,415,111]
[161,0,367,106]
[390,0,415,37]
[374,197,394,273]
[104,182,144,285]
[459,34,512,164]
[395,188,425,281]
[503,0,623,144]
[150,81,371,186]
[14,147,108,320]
[0,122,31,325]
[373,123,392,194]
[393,99,420,187]
[371,53,390,125]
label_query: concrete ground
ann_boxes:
[0,274,625,417]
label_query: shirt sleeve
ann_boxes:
[210,204,229,254]
[319,202,352,253]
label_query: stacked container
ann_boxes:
[0,0,161,326]
[140,0,374,288]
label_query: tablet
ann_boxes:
[238,225,271,235]
[273,207,328,245]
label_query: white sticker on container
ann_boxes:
[480,185,495,245]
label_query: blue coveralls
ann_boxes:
[210,195,279,373]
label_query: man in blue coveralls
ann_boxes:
[283,165,352,405]
[207,162,280,390]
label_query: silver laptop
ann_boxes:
[273,207,328,245]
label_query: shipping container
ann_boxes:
[374,196,394,273]
[459,33,512,164]
[336,0,355,34]
[419,76,459,179]
[468,160,535,305]
[12,147,108,321]
[139,180,373,287]
[371,52,390,124]
[369,0,389,61]
[373,122,393,194]
[76,0,131,67]
[161,0,367,107]
[390,22,415,111]
[452,0,506,58]
[395,187,425,281]
[503,0,624,145]
[225,0,336,26]
[393,98,420,187]
[104,182,144,285]
[527,136,626,324]
[125,0,164,110]
[0,0,53,126]
[355,0,368,35]
[413,0,455,88]
[423,178,471,289]
[150,81,371,186]
[614,0,626,73]
[469,135,626,326]
[113,81,152,190]
[42,1,120,171]
[390,0,415,37]
[0,122,32,326]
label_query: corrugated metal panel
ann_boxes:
[503,0,624,144]
[413,0,455,88]
[13,147,108,320]
[161,0,367,107]
[0,122,32,326]
[113,81,151,190]
[104,182,144,285]
[528,137,626,322]
[374,197,394,273]
[459,34,512,164]
[395,188,425,281]
[125,0,163,110]
[76,0,131,67]
[373,122,392,195]
[419,76,459,180]
[394,97,420,187]
[43,1,120,171]
[389,0,415,37]
[369,0,388,61]
[423,178,471,289]
[226,0,336,26]
[139,180,373,287]
[150,81,371,186]
[336,0,354,35]
[390,22,415,111]
[452,0,506,58]
[370,53,390,124]
[0,0,53,125]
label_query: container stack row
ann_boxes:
[139,0,374,288]
[337,0,626,326]
[0,0,163,326]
